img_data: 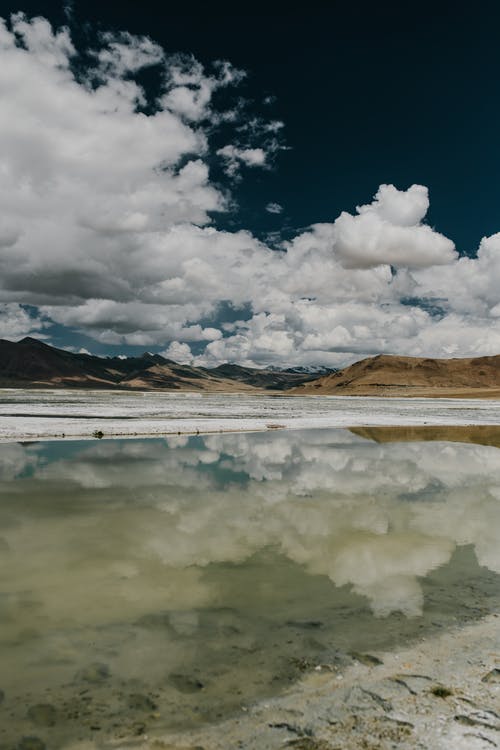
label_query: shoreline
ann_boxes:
[133,612,500,750]
[5,419,500,443]
[3,390,500,442]
[5,382,500,400]
[6,422,500,444]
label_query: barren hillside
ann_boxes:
[294,353,500,397]
[0,338,322,391]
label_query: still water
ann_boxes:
[1,428,500,748]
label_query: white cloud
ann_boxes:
[0,14,275,347]
[161,341,194,364]
[359,183,429,226]
[94,30,164,78]
[1,14,500,366]
[411,231,500,317]
[0,303,47,340]
[331,184,457,269]
[265,202,283,214]
[217,145,267,177]
[160,58,245,123]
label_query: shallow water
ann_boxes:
[0,429,500,748]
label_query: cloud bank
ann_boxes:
[1,13,499,365]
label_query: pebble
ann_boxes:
[482,667,500,684]
[350,652,383,666]
[27,704,57,727]
[77,662,110,683]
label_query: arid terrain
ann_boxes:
[4,338,500,398]
[294,353,500,398]
[0,337,325,392]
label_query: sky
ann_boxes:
[2,1,500,367]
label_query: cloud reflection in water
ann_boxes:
[0,429,499,627]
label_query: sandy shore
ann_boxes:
[120,614,500,750]
[298,386,500,399]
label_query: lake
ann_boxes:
[1,428,499,748]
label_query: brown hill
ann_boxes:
[120,363,257,392]
[293,353,500,398]
[4,339,500,397]
[0,337,121,387]
[209,363,327,390]
[0,337,322,391]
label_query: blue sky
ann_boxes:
[1,2,500,365]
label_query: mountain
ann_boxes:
[292,353,500,397]
[284,365,336,375]
[4,340,500,396]
[0,338,320,391]
[208,363,329,390]
[0,337,121,387]
[266,365,336,376]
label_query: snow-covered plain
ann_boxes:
[2,389,500,441]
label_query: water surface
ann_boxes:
[1,428,499,747]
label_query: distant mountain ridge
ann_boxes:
[3,339,500,396]
[0,337,329,391]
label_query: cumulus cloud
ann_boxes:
[1,13,500,365]
[331,184,457,269]
[161,341,194,364]
[0,303,47,340]
[0,14,278,346]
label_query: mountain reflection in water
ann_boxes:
[0,428,499,745]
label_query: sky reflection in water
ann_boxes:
[2,429,499,620]
[0,428,499,744]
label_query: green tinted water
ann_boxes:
[0,429,499,748]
